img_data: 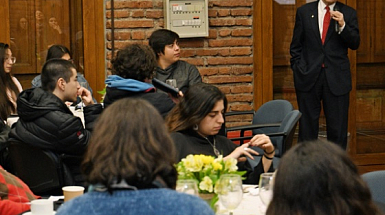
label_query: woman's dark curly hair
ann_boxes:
[111,44,157,81]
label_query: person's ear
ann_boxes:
[57,78,66,91]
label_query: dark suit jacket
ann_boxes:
[290,1,360,96]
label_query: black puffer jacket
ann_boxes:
[104,87,175,118]
[9,88,102,155]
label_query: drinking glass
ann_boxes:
[176,179,199,196]
[166,79,177,89]
[78,82,90,111]
[217,174,243,215]
[259,172,274,207]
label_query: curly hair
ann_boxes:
[266,140,381,215]
[111,44,157,82]
[166,83,227,132]
[82,98,177,191]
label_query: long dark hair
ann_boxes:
[0,43,20,119]
[266,140,381,215]
[166,83,227,132]
[46,44,71,61]
[82,98,177,191]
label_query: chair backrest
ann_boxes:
[362,170,385,204]
[275,110,301,157]
[8,140,75,195]
[252,100,293,135]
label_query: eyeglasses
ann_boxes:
[5,57,16,64]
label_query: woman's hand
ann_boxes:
[225,143,260,162]
[249,134,275,155]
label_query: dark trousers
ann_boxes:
[296,69,349,149]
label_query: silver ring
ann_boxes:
[244,147,249,151]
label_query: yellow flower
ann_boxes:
[212,159,223,171]
[200,154,214,165]
[224,158,238,172]
[182,154,203,172]
[199,176,213,193]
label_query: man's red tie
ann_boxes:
[322,6,330,44]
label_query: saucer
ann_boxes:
[23,212,56,215]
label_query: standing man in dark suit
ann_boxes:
[290,0,360,149]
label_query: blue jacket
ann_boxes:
[56,188,214,215]
[103,75,175,117]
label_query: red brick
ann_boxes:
[208,29,218,39]
[112,1,153,9]
[183,58,204,66]
[132,31,146,40]
[235,19,252,26]
[228,104,254,111]
[146,10,163,19]
[181,50,196,58]
[231,9,252,16]
[231,66,253,75]
[218,67,231,75]
[179,39,204,48]
[132,10,145,18]
[209,19,236,26]
[219,29,231,37]
[208,9,218,17]
[218,9,230,17]
[208,38,253,47]
[231,28,253,37]
[229,47,252,56]
[106,10,129,19]
[211,0,253,7]
[226,94,254,102]
[107,31,131,40]
[196,48,230,57]
[108,20,154,29]
[200,67,219,76]
[206,76,252,84]
[230,85,253,93]
[207,57,253,65]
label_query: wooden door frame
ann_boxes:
[0,0,106,102]
[254,0,358,152]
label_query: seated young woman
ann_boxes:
[166,83,274,184]
[56,98,214,215]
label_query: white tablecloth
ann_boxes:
[216,185,267,215]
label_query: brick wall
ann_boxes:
[105,0,255,126]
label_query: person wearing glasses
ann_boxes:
[31,45,96,103]
[0,43,22,121]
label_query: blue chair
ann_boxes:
[362,170,385,213]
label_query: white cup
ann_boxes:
[62,186,85,202]
[30,199,54,215]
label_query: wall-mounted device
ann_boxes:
[164,0,209,38]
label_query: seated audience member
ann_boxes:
[103,44,175,117]
[266,140,381,215]
[0,165,40,215]
[56,98,214,215]
[31,44,96,103]
[0,119,10,169]
[149,29,202,94]
[0,43,22,120]
[166,83,274,184]
[9,59,102,183]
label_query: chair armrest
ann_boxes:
[228,131,287,141]
[226,123,281,132]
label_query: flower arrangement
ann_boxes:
[176,154,246,209]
